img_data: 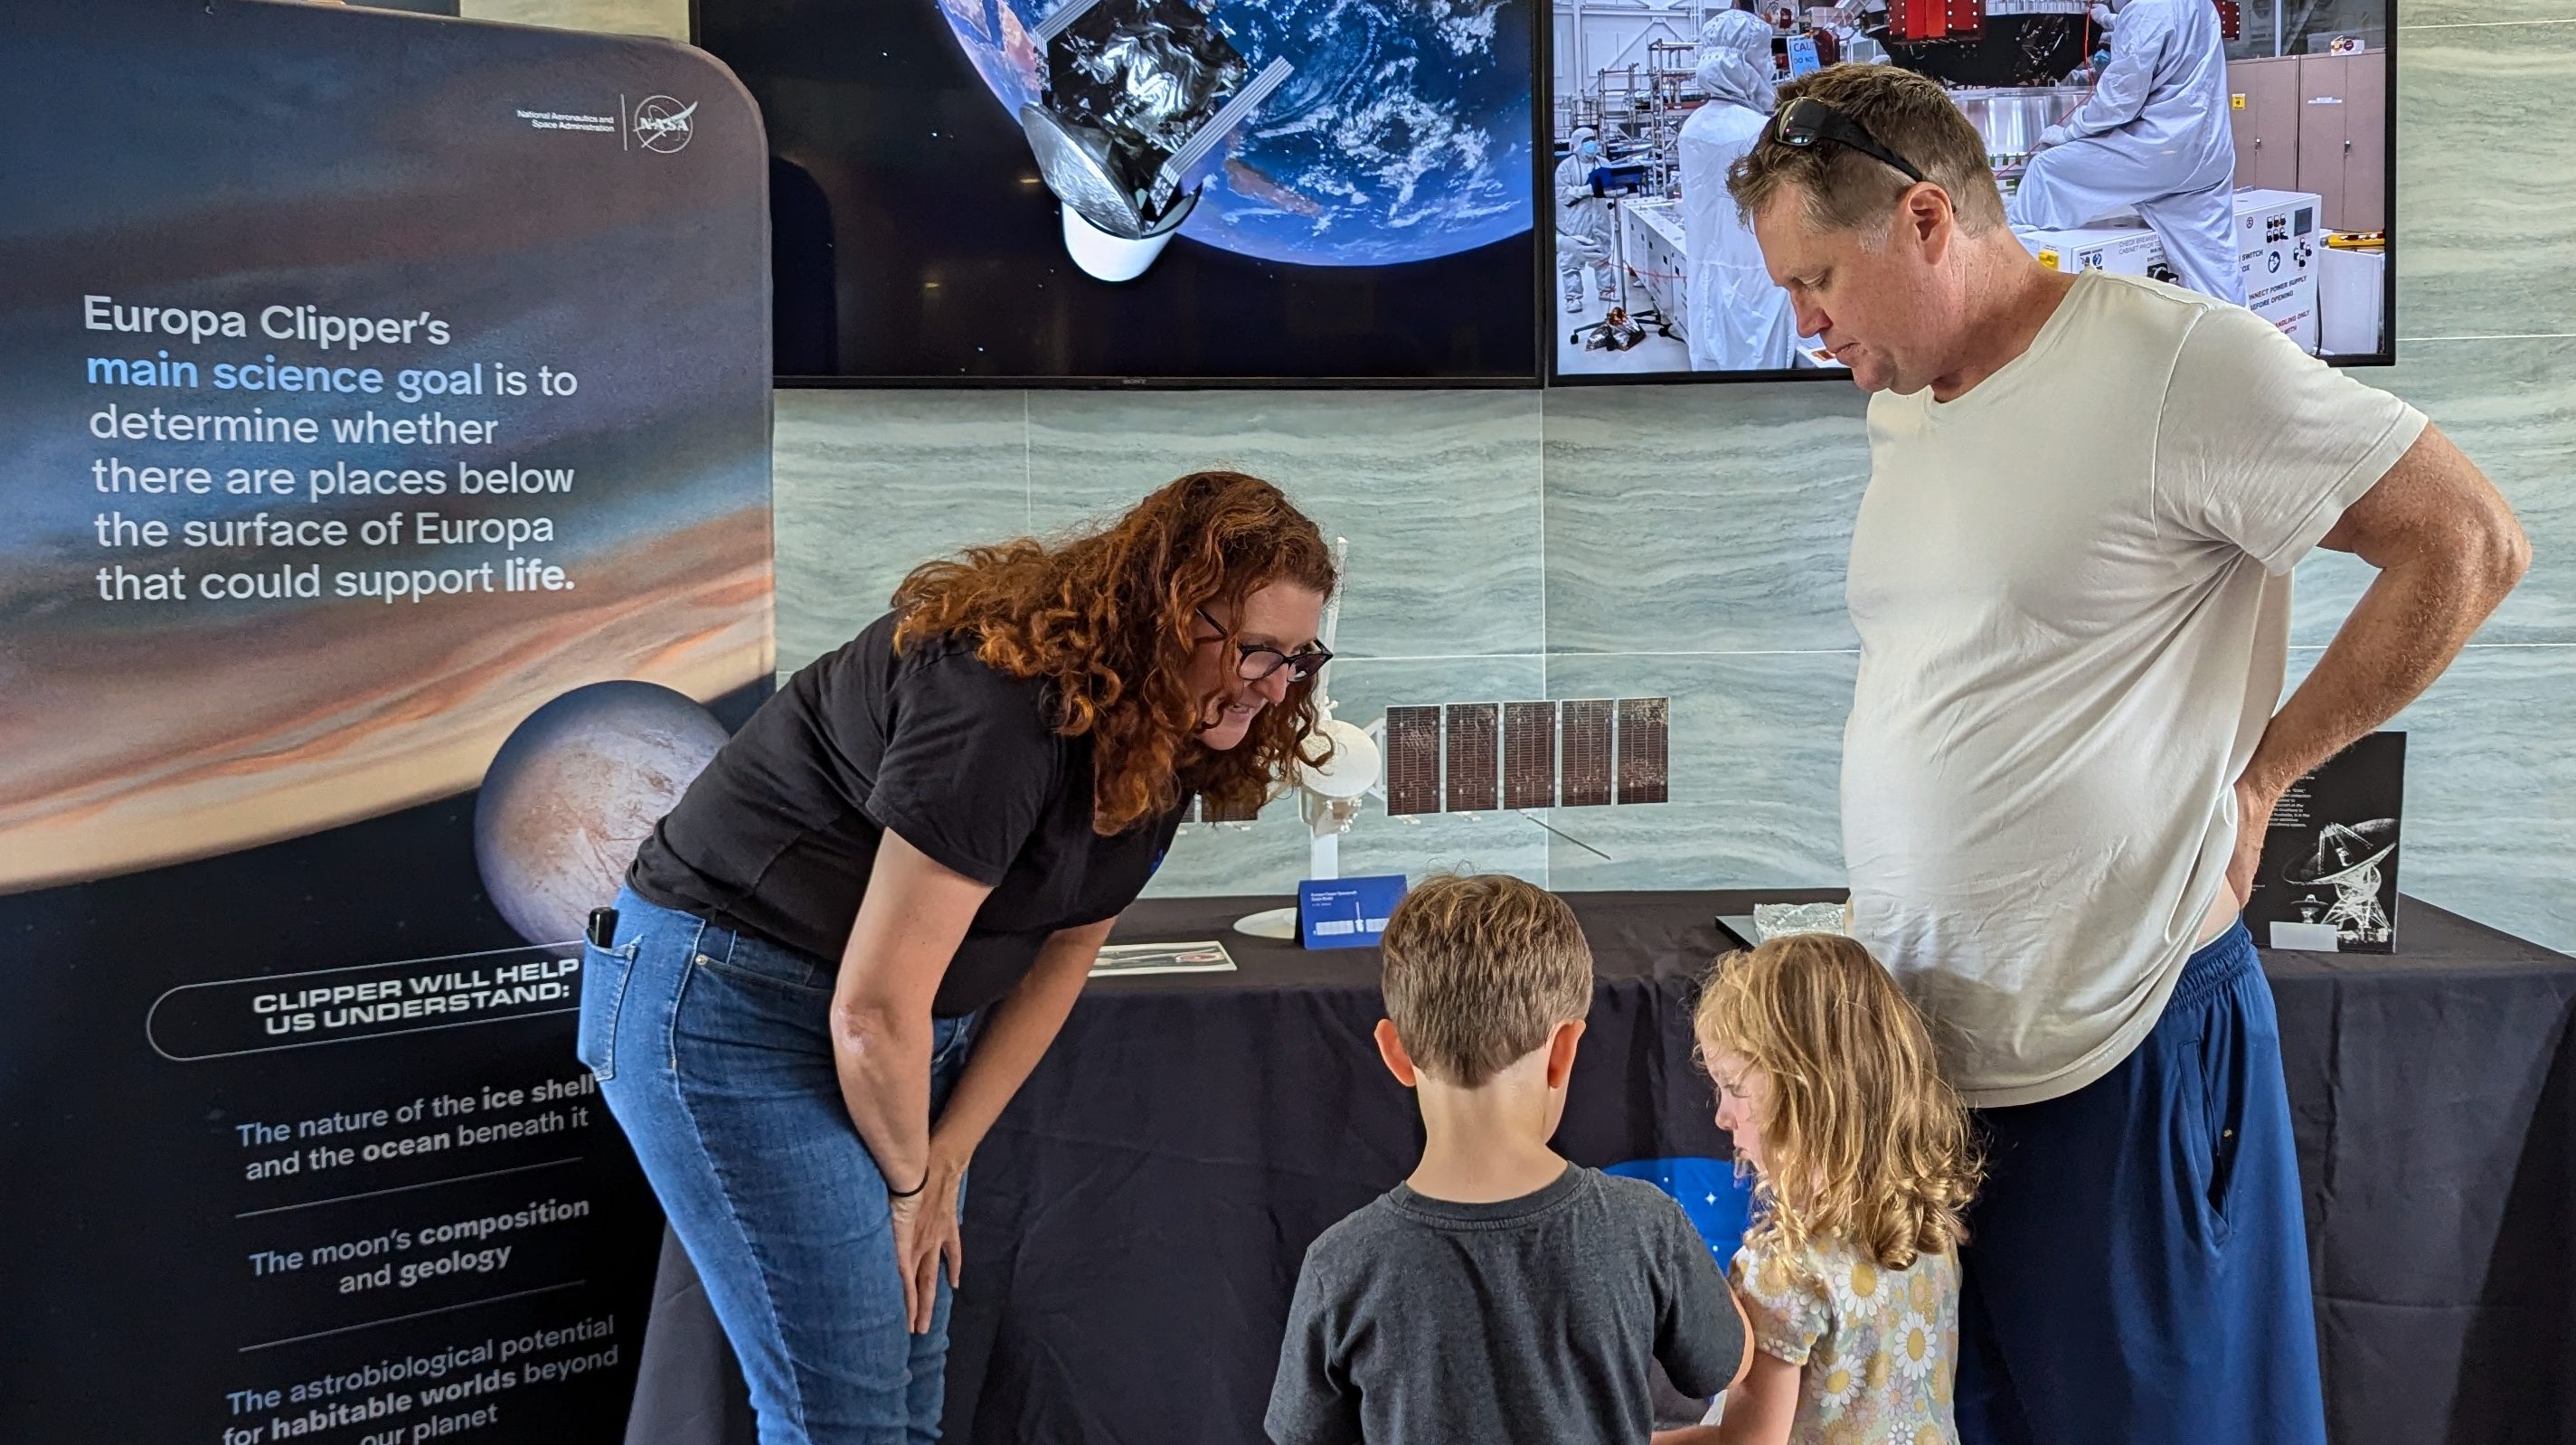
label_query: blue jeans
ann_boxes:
[578,886,977,1445]
[1955,922,2326,1445]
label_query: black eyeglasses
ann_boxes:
[1195,608,1332,683]
[1770,97,1927,185]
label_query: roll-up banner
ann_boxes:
[0,4,771,1440]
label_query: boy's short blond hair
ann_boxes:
[1380,874,1593,1087]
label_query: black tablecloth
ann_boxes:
[621,892,2576,1445]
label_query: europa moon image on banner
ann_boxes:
[476,681,730,949]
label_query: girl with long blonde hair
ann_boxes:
[1657,933,1982,1445]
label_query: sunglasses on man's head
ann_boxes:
[1769,97,1928,185]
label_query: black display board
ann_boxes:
[2245,730,2406,953]
[0,4,772,1441]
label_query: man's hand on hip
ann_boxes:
[2227,773,2283,908]
[2232,424,2527,911]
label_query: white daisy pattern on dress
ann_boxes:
[1892,1309,1939,1383]
[1817,1355,1861,1414]
[1733,1234,1963,1445]
[1840,1257,1884,1316]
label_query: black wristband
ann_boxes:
[887,1173,927,1200]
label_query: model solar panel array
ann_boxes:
[1185,697,1670,824]
[1392,696,1668,815]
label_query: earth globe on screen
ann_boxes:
[474,680,731,949]
[939,0,1533,267]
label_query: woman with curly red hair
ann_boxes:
[580,471,1336,1445]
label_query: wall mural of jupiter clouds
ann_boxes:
[0,0,774,895]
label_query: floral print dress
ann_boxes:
[1728,1232,1962,1445]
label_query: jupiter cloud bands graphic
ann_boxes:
[0,8,772,895]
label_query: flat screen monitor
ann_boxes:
[703,0,1543,385]
[1544,0,2395,382]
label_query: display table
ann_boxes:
[621,892,2576,1445]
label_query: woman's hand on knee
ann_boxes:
[892,1161,967,1334]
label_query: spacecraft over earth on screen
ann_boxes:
[1018,0,1294,281]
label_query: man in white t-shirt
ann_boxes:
[1722,65,2528,1445]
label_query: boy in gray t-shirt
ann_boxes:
[1264,876,1750,1445]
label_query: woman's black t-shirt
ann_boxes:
[627,613,1185,1017]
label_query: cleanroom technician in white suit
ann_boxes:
[1558,126,1618,312]
[1679,9,1804,369]
[2008,0,2246,305]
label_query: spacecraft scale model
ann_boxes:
[1203,542,1675,940]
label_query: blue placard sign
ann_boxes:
[1297,874,1408,950]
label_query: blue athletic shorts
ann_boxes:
[1955,921,2327,1445]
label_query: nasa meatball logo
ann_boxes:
[633,95,696,154]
